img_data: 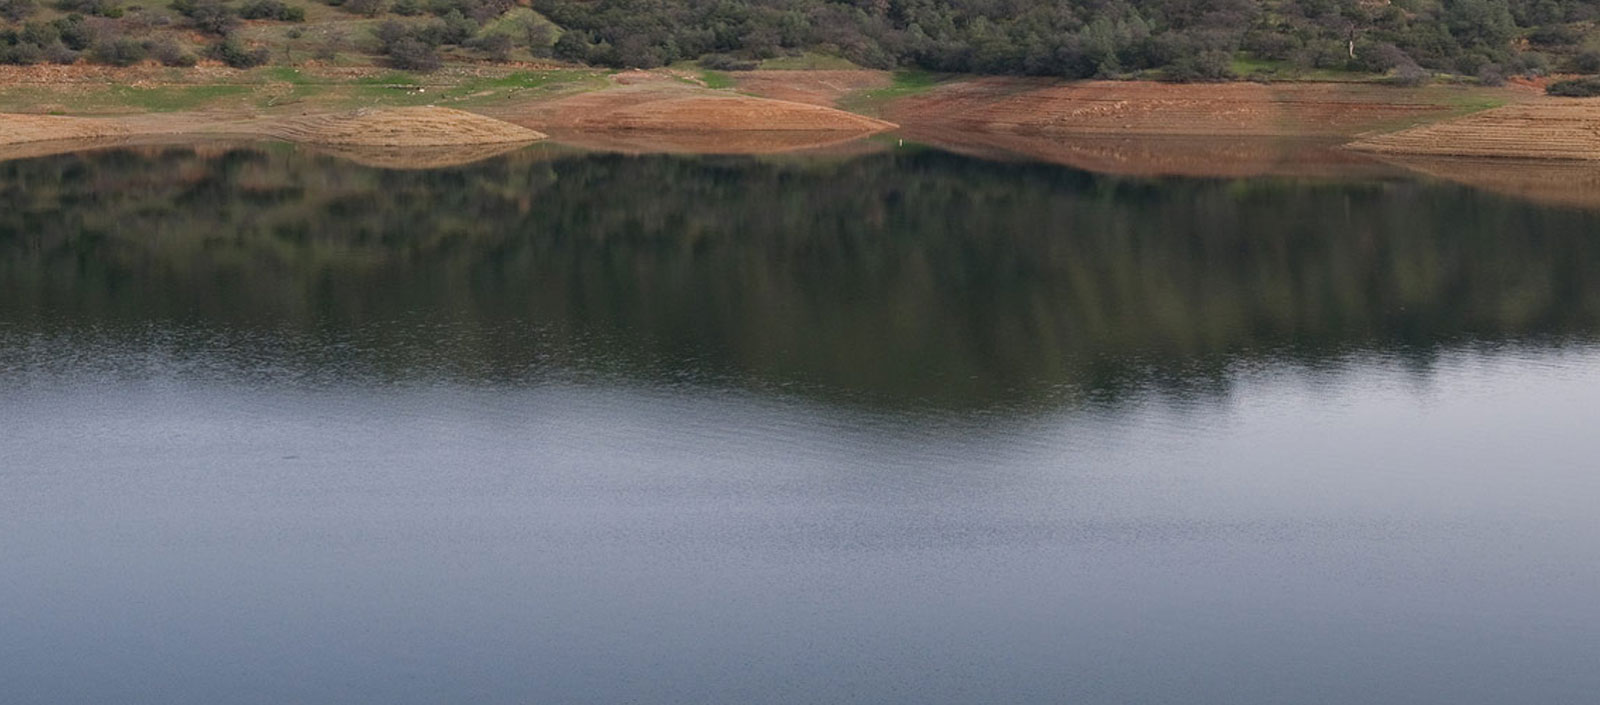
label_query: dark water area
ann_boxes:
[2,143,1598,704]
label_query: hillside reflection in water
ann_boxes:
[3,142,1598,409]
[3,142,1599,705]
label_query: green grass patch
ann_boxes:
[881,69,941,94]
[1352,86,1511,135]
[355,72,423,87]
[0,66,596,114]
[265,67,313,85]
[484,7,561,43]
[351,72,431,102]
[1295,67,1379,82]
[840,69,943,114]
[468,70,591,90]
[700,70,736,89]
[110,85,254,112]
[1231,54,1288,76]
[341,69,603,107]
[1227,52,1380,82]
[1440,90,1508,112]
[758,53,861,70]
[259,83,326,108]
[440,70,605,106]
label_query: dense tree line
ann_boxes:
[537,0,1600,79]
[1,0,550,68]
[0,0,292,67]
[6,0,1600,80]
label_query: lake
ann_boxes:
[2,142,1598,704]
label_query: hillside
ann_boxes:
[4,0,1600,85]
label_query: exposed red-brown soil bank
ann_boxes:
[733,70,892,107]
[885,78,1522,138]
[498,73,894,135]
[1349,100,1600,160]
[0,107,544,148]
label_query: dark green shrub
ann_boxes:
[551,29,589,63]
[1574,50,1600,74]
[0,0,38,22]
[385,36,439,70]
[341,0,382,16]
[43,40,78,63]
[371,19,409,52]
[1528,25,1581,47]
[1351,43,1410,74]
[149,37,195,65]
[1477,63,1505,86]
[18,20,57,45]
[52,15,93,50]
[54,0,120,16]
[1389,62,1431,87]
[90,37,148,66]
[466,31,510,60]
[238,0,302,20]
[1547,76,1600,97]
[1510,51,1549,76]
[1,41,44,65]
[171,0,239,35]
[439,9,475,44]
[1164,50,1233,82]
[207,38,270,67]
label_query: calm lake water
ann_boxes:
[2,142,1598,704]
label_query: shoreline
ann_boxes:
[0,67,1594,172]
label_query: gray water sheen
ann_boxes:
[1,144,1598,704]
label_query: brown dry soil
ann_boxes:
[0,67,895,157]
[883,78,1526,138]
[0,113,129,144]
[0,105,549,146]
[732,70,893,107]
[536,129,893,156]
[1349,100,1600,160]
[259,106,546,146]
[477,70,896,153]
[877,77,1593,183]
[2,66,1594,186]
[0,106,547,165]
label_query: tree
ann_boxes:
[1445,0,1517,50]
[1547,76,1600,96]
[439,9,476,44]
[342,0,384,17]
[207,38,271,67]
[372,19,410,53]
[0,0,37,22]
[171,0,239,36]
[552,29,590,63]
[468,32,512,60]
[90,36,146,66]
[513,12,554,54]
[386,36,440,70]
